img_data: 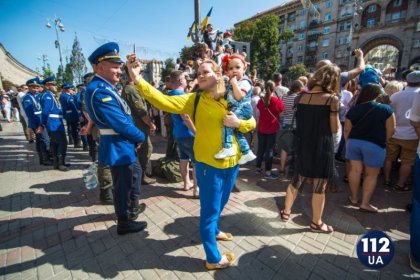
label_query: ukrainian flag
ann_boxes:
[187,21,196,41]
[200,7,213,32]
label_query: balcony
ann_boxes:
[306,46,318,55]
[307,32,321,40]
[308,20,319,29]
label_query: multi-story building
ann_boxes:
[235,0,420,73]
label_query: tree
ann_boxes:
[161,58,175,80]
[232,15,280,80]
[42,63,54,78]
[179,44,207,62]
[279,28,294,43]
[284,63,308,85]
[69,34,87,84]
[62,57,74,84]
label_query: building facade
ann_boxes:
[235,0,420,73]
[0,43,39,90]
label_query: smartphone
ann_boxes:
[133,43,136,54]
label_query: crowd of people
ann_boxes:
[1,35,419,271]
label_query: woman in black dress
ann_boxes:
[280,64,340,234]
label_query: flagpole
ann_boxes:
[194,0,200,44]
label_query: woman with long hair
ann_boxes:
[126,56,256,270]
[345,83,395,212]
[280,64,340,234]
[255,81,285,179]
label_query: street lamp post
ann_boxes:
[46,18,65,72]
[348,0,363,68]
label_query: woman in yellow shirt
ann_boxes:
[126,56,256,270]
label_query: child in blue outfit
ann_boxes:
[214,54,256,164]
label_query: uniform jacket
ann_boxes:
[59,92,80,122]
[41,90,65,132]
[22,92,42,130]
[85,75,145,166]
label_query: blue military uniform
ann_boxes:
[22,77,51,165]
[41,76,68,171]
[75,84,88,150]
[86,42,147,234]
[59,83,82,148]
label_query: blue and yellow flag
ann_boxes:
[200,7,213,31]
[187,21,197,41]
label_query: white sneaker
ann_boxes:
[238,151,256,165]
[214,147,236,159]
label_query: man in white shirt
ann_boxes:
[408,71,420,273]
[384,71,420,192]
[273,73,289,99]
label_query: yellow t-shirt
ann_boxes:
[135,78,256,169]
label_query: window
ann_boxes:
[393,0,402,7]
[323,26,331,34]
[346,21,352,29]
[300,20,306,29]
[325,12,332,22]
[338,37,344,45]
[391,12,401,21]
[367,5,377,13]
[314,4,320,11]
[322,39,330,47]
[367,18,376,27]
[298,56,303,63]
[321,52,328,59]
[287,46,293,54]
[414,39,420,48]
[298,32,305,40]
[300,9,306,16]
[417,22,420,32]
[325,0,332,8]
[345,35,351,44]
[298,44,303,52]
[289,24,296,31]
[339,22,345,31]
[309,41,317,47]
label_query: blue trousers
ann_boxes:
[222,105,252,154]
[110,159,142,218]
[256,132,277,171]
[48,130,68,157]
[195,162,239,263]
[411,155,420,263]
[35,129,50,155]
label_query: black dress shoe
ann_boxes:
[129,203,146,220]
[117,220,147,235]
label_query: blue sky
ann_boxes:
[0,0,286,74]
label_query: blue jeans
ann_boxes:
[195,162,239,263]
[256,132,277,171]
[411,155,420,263]
[222,104,252,154]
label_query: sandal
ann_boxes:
[383,181,393,188]
[193,188,199,199]
[205,252,235,270]
[393,184,412,193]
[347,196,359,207]
[216,231,233,241]
[359,207,378,213]
[310,221,334,234]
[280,210,290,222]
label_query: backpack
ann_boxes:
[151,157,182,183]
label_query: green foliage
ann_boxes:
[161,58,175,80]
[69,34,87,84]
[42,63,54,78]
[179,44,207,62]
[284,63,308,85]
[232,21,257,43]
[251,15,281,81]
[279,28,294,43]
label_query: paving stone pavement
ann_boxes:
[0,120,419,279]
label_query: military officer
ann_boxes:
[122,65,157,185]
[22,78,52,165]
[40,76,69,171]
[75,83,89,151]
[60,83,82,148]
[85,42,147,235]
